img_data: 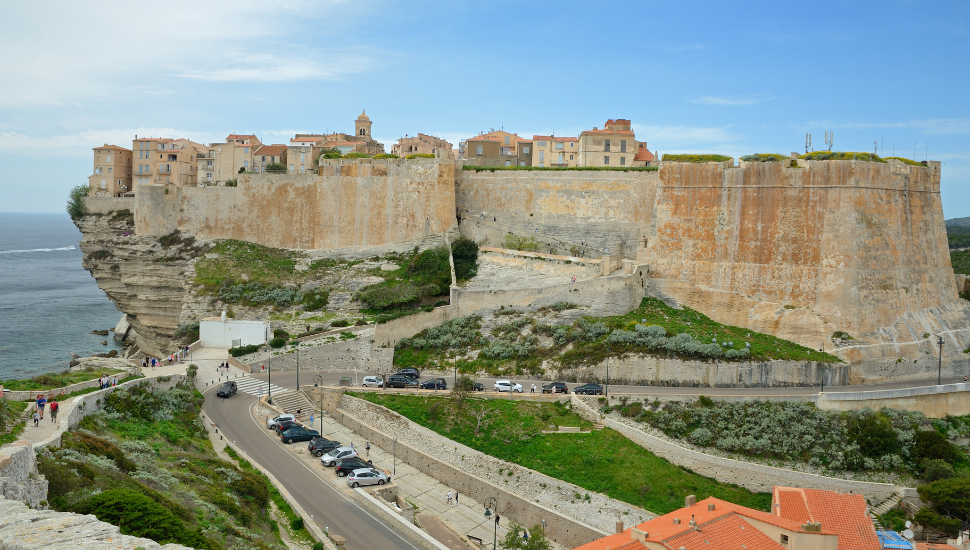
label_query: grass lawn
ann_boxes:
[0,366,125,392]
[0,400,29,446]
[352,392,772,515]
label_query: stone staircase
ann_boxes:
[269,390,314,420]
[869,493,901,529]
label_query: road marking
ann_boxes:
[234,376,288,397]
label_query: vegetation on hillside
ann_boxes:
[661,154,732,163]
[394,298,841,376]
[951,250,970,277]
[0,399,28,445]
[66,184,88,220]
[946,225,970,250]
[740,153,787,162]
[37,380,286,550]
[800,151,884,162]
[352,392,771,515]
[0,366,125,392]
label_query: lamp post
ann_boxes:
[393,437,397,476]
[605,348,610,397]
[937,335,944,385]
[296,348,300,390]
[819,344,825,393]
[313,375,324,433]
[267,348,273,405]
[483,496,498,550]
[454,352,458,389]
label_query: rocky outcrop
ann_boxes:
[0,441,48,509]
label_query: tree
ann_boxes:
[914,429,957,465]
[66,184,88,220]
[451,375,475,411]
[265,161,286,172]
[469,403,495,438]
[500,522,552,550]
[917,477,970,520]
[451,236,480,280]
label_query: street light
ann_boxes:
[819,344,825,393]
[937,335,944,385]
[483,496,499,550]
[605,348,610,397]
[267,347,273,405]
[296,348,300,390]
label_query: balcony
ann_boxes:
[135,168,154,176]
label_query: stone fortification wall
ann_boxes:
[84,196,134,215]
[647,160,970,362]
[456,169,659,259]
[5,371,133,401]
[0,441,47,508]
[816,382,970,418]
[135,159,457,250]
[373,306,459,349]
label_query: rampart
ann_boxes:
[135,159,457,250]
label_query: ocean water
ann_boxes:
[0,212,122,381]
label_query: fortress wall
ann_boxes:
[456,169,659,259]
[84,196,134,214]
[135,160,457,250]
[647,160,970,356]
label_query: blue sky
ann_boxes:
[2,0,969,217]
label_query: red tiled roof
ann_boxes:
[916,543,961,550]
[775,487,880,550]
[581,128,635,135]
[634,146,656,161]
[255,144,286,156]
[662,513,786,550]
[776,490,811,524]
[93,145,131,151]
[226,134,258,140]
[466,131,524,143]
[573,532,643,550]
[532,135,578,142]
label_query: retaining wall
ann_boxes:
[5,371,134,401]
[373,306,459,349]
[570,396,906,502]
[83,196,135,215]
[816,382,970,417]
[0,441,47,507]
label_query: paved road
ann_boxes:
[248,369,969,397]
[202,385,422,550]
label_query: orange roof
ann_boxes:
[634,146,656,161]
[255,144,286,156]
[662,513,786,550]
[774,487,880,550]
[916,544,961,550]
[93,144,131,151]
[466,131,524,144]
[226,134,258,140]
[573,531,643,550]
[581,128,635,135]
[532,135,578,142]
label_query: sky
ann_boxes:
[2,0,969,217]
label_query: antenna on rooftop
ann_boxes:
[805,134,811,154]
[874,141,878,156]
[825,130,833,152]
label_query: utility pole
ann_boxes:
[937,335,944,385]
[296,348,300,390]
[268,351,272,405]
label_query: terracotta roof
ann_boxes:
[634,146,656,162]
[581,128,635,135]
[93,145,131,151]
[226,134,258,140]
[466,131,524,143]
[774,487,880,550]
[572,531,643,550]
[662,513,787,550]
[255,144,286,156]
[916,543,961,550]
[532,135,578,142]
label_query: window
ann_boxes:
[244,160,249,169]
[300,164,305,173]
[620,156,626,165]
[100,179,106,189]
[780,534,789,545]
[504,136,510,145]
[539,151,544,162]
[604,139,611,152]
[501,147,513,156]
[620,140,627,153]
[106,155,112,162]
[522,146,530,154]
[476,145,483,156]
[505,160,511,167]
[108,167,113,174]
[604,156,610,164]
[262,156,266,162]
[569,154,574,160]
[300,152,306,163]
[536,141,547,147]
[559,153,565,164]
[94,167,102,175]
[289,164,294,173]
[570,142,574,148]
[244,147,249,154]
[555,142,564,150]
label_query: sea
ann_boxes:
[0,212,122,381]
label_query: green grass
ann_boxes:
[463,165,658,172]
[0,400,29,445]
[740,154,787,163]
[662,154,732,163]
[0,367,125,392]
[800,151,885,162]
[351,392,771,515]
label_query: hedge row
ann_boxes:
[740,153,787,162]
[661,154,732,163]
[462,165,658,172]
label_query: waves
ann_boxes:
[0,245,75,255]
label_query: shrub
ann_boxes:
[451,235,479,281]
[265,161,286,171]
[662,154,732,163]
[917,477,970,523]
[847,411,900,458]
[273,329,290,339]
[110,209,135,225]
[319,148,342,160]
[914,507,962,537]
[884,157,926,166]
[174,323,200,344]
[229,344,260,357]
[923,459,956,482]
[66,184,88,220]
[224,179,237,187]
[800,151,885,163]
[740,154,786,162]
[158,230,194,248]
[344,152,371,159]
[406,153,435,159]
[290,516,304,530]
[331,319,350,328]
[76,489,198,546]
[302,289,329,311]
[914,429,957,464]
[689,427,713,446]
[831,331,853,340]
[373,154,399,159]
[269,337,286,348]
[503,234,541,252]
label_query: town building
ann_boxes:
[516,139,532,167]
[577,119,640,167]
[252,144,287,173]
[633,143,659,167]
[575,487,893,550]
[88,145,132,197]
[131,137,205,187]
[286,111,386,173]
[532,135,578,167]
[463,130,524,167]
[392,133,454,158]
[198,135,262,184]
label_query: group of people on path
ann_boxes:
[98,375,117,389]
[32,394,58,427]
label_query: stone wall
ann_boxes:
[84,196,134,215]
[5,371,133,401]
[136,159,457,250]
[373,306,459,349]
[570,396,905,502]
[816,382,970,418]
[0,441,47,508]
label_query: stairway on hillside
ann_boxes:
[270,390,314,420]
[869,493,902,530]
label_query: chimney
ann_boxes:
[689,514,697,527]
[673,518,681,525]
[708,503,715,511]
[615,521,624,534]
[685,495,696,508]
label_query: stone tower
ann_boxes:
[355,110,372,138]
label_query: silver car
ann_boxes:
[361,376,383,387]
[321,446,358,466]
[267,413,295,429]
[494,380,523,393]
[347,468,389,488]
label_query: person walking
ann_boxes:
[50,400,58,422]
[531,383,536,393]
[310,413,315,428]
[365,441,370,457]
[36,394,46,419]
[455,490,459,504]
[447,491,453,505]
[32,411,39,427]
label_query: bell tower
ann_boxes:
[355,110,372,139]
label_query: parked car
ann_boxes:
[334,457,375,477]
[474,382,485,392]
[347,468,389,488]
[280,427,320,444]
[216,381,237,397]
[494,380,523,393]
[273,420,303,433]
[573,383,604,395]
[420,378,447,390]
[267,414,295,429]
[361,376,383,388]
[387,375,419,388]
[321,446,359,467]
[308,437,342,457]
[542,382,569,394]
[394,368,420,378]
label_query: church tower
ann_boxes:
[355,110,372,139]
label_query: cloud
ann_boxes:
[805,118,970,135]
[633,124,738,147]
[178,52,375,82]
[689,94,775,106]
[0,129,225,156]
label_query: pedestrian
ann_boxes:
[113,377,118,387]
[351,441,354,450]
[447,491,453,504]
[310,413,315,427]
[33,411,39,427]
[50,400,58,422]
[495,514,500,527]
[531,383,536,393]
[36,394,46,419]
[455,490,459,503]
[296,409,301,420]
[365,441,370,457]
[965,375,968,382]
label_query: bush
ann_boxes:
[406,153,435,159]
[662,154,732,163]
[914,507,962,537]
[451,235,479,280]
[290,516,304,530]
[158,230,194,248]
[800,151,885,163]
[66,184,88,220]
[319,148,342,160]
[218,281,303,307]
[269,337,286,348]
[344,152,371,159]
[224,179,237,187]
[847,411,901,458]
[884,156,926,166]
[831,331,853,340]
[923,459,956,482]
[740,154,786,163]
[373,154,399,159]
[265,161,286,171]
[312,543,324,550]
[273,329,290,339]
[230,344,260,357]
[76,489,200,546]
[503,234,541,252]
[914,429,957,464]
[174,323,200,344]
[918,477,970,523]
[302,289,329,311]
[331,319,350,328]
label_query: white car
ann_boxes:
[267,414,295,429]
[361,376,383,388]
[347,468,389,488]
[494,380,523,393]
[321,446,359,467]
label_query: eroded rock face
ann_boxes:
[75,213,203,357]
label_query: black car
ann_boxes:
[273,420,303,433]
[280,427,320,444]
[216,381,237,397]
[542,382,569,394]
[387,375,419,388]
[394,368,421,378]
[573,383,604,395]
[334,457,374,477]
[473,382,485,392]
[308,437,342,457]
[420,378,447,390]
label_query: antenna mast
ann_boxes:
[825,131,833,152]
[805,133,812,154]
